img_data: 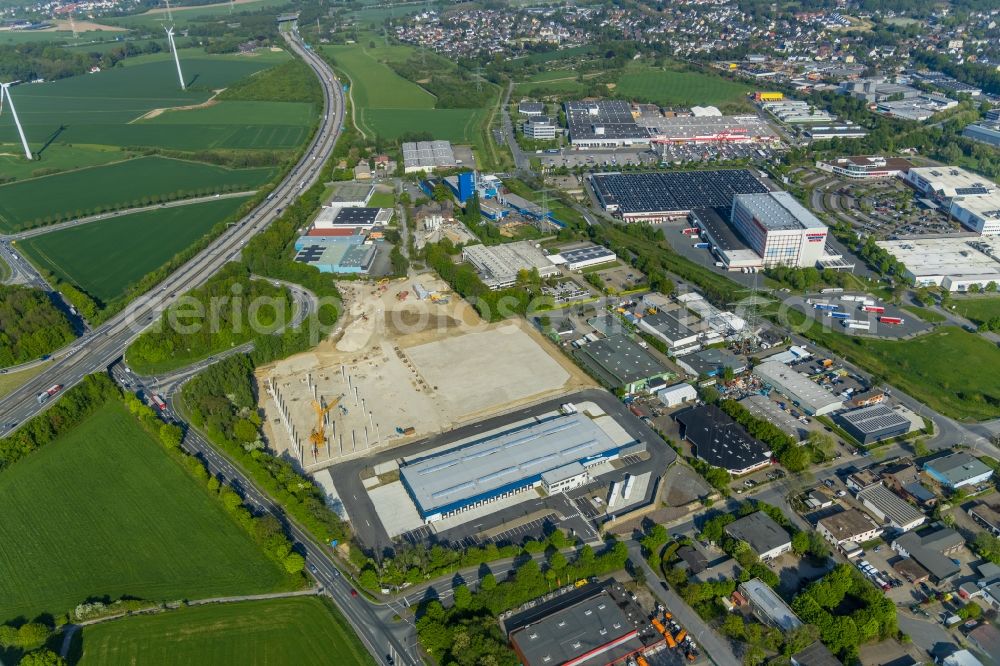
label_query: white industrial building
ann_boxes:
[462,241,559,290]
[753,360,843,416]
[949,196,1000,236]
[637,310,701,353]
[402,140,457,173]
[904,165,996,200]
[816,156,912,180]
[876,237,1000,292]
[730,192,829,268]
[555,244,617,271]
[523,116,557,140]
[657,383,698,408]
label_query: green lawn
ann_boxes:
[75,596,374,666]
[614,65,752,108]
[951,297,1000,326]
[901,304,947,323]
[19,196,250,302]
[368,190,395,208]
[0,401,296,624]
[0,156,272,232]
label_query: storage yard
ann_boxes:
[256,274,595,471]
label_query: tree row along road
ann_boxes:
[2,191,258,241]
[0,27,344,431]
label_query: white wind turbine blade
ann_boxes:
[1,83,33,160]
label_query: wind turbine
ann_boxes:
[0,81,32,160]
[164,26,186,90]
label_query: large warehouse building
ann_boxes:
[564,100,651,147]
[876,237,1000,292]
[729,192,829,268]
[399,412,638,523]
[674,404,772,476]
[462,241,559,289]
[753,360,842,416]
[590,170,769,222]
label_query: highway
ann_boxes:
[0,28,342,433]
[0,29,425,665]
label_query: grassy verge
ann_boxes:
[0,361,52,399]
[950,296,1000,326]
[901,305,947,323]
[74,596,374,666]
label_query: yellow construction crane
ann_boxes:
[309,396,341,455]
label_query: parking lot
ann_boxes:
[788,293,932,340]
[656,142,780,166]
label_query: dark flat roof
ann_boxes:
[692,206,752,253]
[725,511,792,556]
[508,588,644,666]
[333,207,381,225]
[592,170,768,215]
[675,404,771,472]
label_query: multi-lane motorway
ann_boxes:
[0,28,341,432]
[0,27,424,665]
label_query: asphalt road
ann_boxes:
[0,28,343,434]
[330,388,678,553]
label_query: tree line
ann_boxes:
[0,285,75,368]
[416,539,629,666]
[182,354,350,550]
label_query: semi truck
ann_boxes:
[831,311,850,320]
[681,227,700,235]
[843,320,871,330]
[693,242,710,249]
[36,384,63,405]
[151,394,167,411]
[878,316,904,325]
[813,303,840,311]
[861,305,885,313]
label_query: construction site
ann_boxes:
[256,273,596,472]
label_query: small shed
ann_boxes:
[658,383,698,408]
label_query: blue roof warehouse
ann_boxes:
[399,412,641,523]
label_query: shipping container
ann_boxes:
[861,305,885,313]
[878,316,904,325]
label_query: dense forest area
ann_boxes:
[0,285,75,368]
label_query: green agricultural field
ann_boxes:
[326,44,435,112]
[0,144,130,182]
[0,400,297,624]
[0,54,304,151]
[75,597,374,666]
[365,107,487,142]
[0,156,272,231]
[614,65,752,108]
[951,296,1000,326]
[108,0,289,29]
[146,100,313,125]
[19,196,250,303]
[324,42,493,151]
[0,29,113,45]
